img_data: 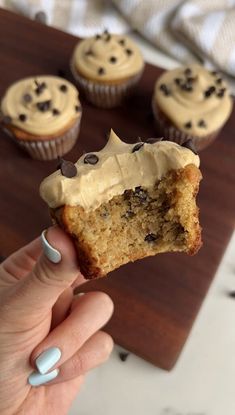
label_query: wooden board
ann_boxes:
[0,9,235,370]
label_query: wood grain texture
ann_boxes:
[0,9,234,370]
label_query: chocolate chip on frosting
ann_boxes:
[132,142,144,153]
[118,39,125,46]
[211,70,218,76]
[35,81,47,95]
[216,78,222,85]
[198,119,206,128]
[204,86,215,98]
[217,87,226,98]
[144,233,157,243]
[36,100,51,112]
[182,139,198,155]
[174,78,183,85]
[98,67,105,75]
[184,121,192,129]
[19,113,27,122]
[58,158,77,178]
[85,50,93,56]
[75,105,81,112]
[160,84,171,96]
[23,93,32,103]
[184,68,192,76]
[95,34,101,40]
[84,154,99,165]
[109,56,117,64]
[126,48,133,56]
[52,108,60,116]
[60,84,68,93]
[146,137,163,144]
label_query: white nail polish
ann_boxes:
[28,368,59,387]
[36,347,62,375]
[41,230,61,264]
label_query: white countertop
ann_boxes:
[69,35,235,415]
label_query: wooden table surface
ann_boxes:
[0,8,235,370]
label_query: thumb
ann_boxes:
[10,226,84,315]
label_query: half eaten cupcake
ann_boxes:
[40,130,202,278]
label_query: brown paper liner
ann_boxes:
[70,60,143,108]
[4,118,81,161]
[152,100,220,151]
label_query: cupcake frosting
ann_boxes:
[154,65,233,136]
[40,130,200,210]
[1,76,81,136]
[72,31,144,82]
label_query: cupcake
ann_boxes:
[70,30,144,108]
[40,130,202,279]
[152,65,233,151]
[0,76,82,160]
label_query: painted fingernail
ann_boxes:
[28,368,59,386]
[35,347,62,374]
[41,230,61,264]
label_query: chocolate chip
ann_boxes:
[216,78,222,84]
[52,108,60,115]
[23,93,32,103]
[98,67,105,75]
[184,67,192,76]
[134,186,148,201]
[109,56,117,64]
[160,83,171,96]
[184,121,192,129]
[132,142,144,153]
[182,139,198,155]
[174,77,183,85]
[181,83,193,92]
[60,84,68,93]
[36,100,51,112]
[58,158,77,178]
[198,119,206,128]
[146,137,163,144]
[35,81,47,95]
[217,87,226,98]
[211,70,218,76]
[144,233,158,242]
[84,154,99,165]
[19,113,27,122]
[186,76,196,83]
[85,49,93,56]
[125,48,133,56]
[103,29,109,35]
[95,34,101,40]
[204,87,215,98]
[75,105,81,112]
[119,352,129,362]
[1,115,12,124]
[118,39,125,46]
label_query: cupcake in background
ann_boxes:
[70,30,144,108]
[152,65,233,151]
[0,76,82,160]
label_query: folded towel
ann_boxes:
[1,0,235,77]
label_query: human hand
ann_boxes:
[0,226,114,415]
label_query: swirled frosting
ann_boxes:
[40,130,200,210]
[154,65,233,136]
[72,31,144,82]
[1,76,81,136]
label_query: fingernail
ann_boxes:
[41,230,61,264]
[28,368,59,386]
[35,347,62,374]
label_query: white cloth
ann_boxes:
[1,0,235,77]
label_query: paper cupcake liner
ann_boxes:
[70,59,143,108]
[152,100,220,151]
[6,118,81,161]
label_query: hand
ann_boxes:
[0,226,114,415]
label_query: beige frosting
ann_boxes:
[1,76,81,135]
[40,130,200,210]
[72,32,144,82]
[154,65,233,136]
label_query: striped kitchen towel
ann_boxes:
[1,0,235,77]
